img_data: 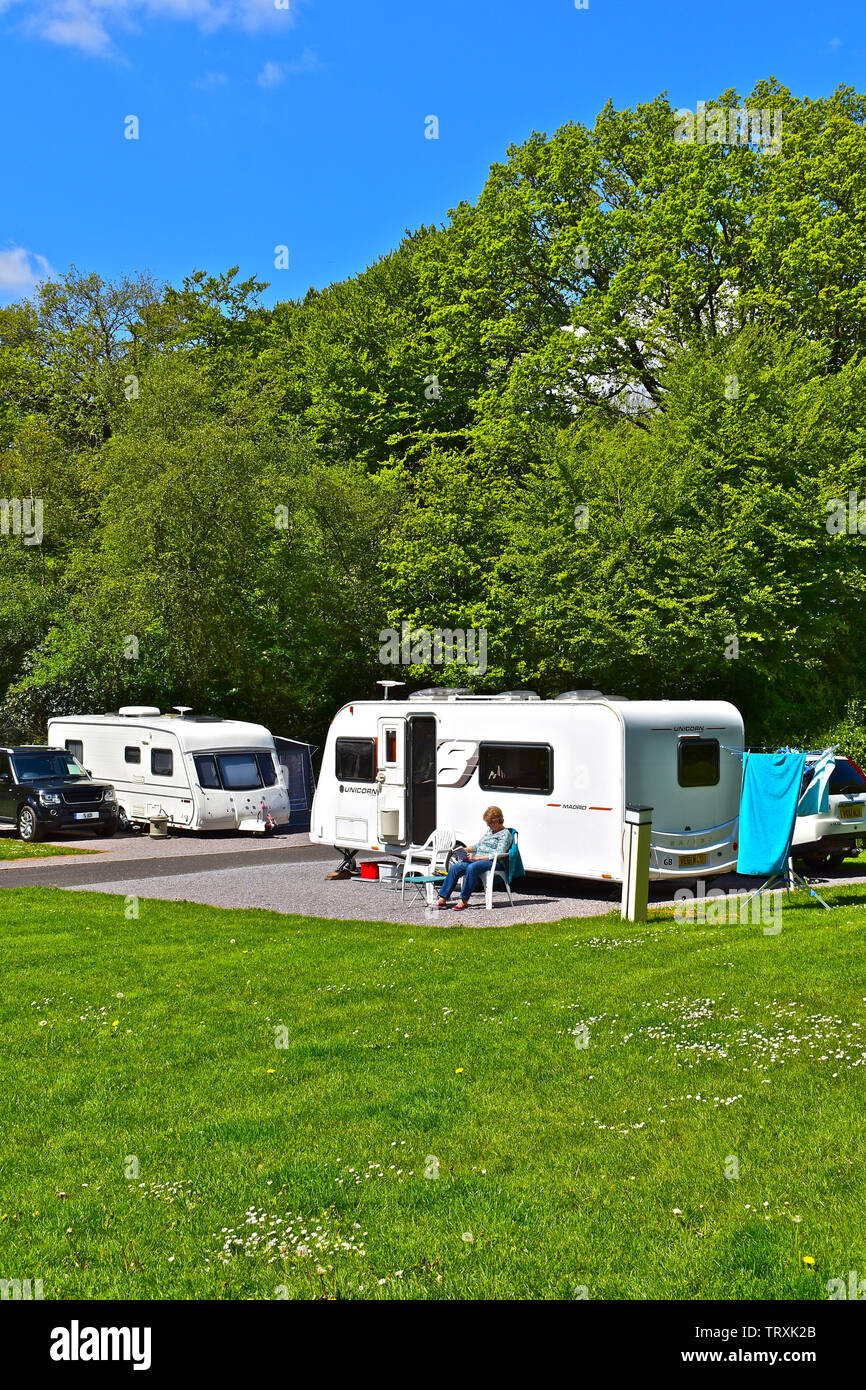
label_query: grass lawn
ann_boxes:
[1,883,865,1301]
[0,839,93,861]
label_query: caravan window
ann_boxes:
[217,753,263,791]
[124,746,141,765]
[64,740,84,763]
[255,751,278,787]
[384,729,398,764]
[335,737,376,783]
[195,755,221,789]
[151,748,174,777]
[479,743,553,795]
[678,737,720,788]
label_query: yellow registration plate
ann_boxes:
[840,803,864,820]
[679,852,707,867]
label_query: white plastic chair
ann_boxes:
[401,828,456,903]
[480,829,519,910]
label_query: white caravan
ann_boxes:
[310,690,745,882]
[47,708,291,832]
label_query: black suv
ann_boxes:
[0,746,119,842]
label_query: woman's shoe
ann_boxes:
[435,899,449,909]
[452,900,468,911]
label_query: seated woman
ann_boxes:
[436,806,513,911]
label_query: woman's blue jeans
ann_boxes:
[438,858,494,902]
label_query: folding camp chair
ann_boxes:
[401,828,456,905]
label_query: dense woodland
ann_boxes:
[1,79,864,756]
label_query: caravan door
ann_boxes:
[408,715,437,845]
[376,717,406,844]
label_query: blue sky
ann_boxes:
[0,0,863,307]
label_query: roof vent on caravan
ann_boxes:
[496,690,541,701]
[118,705,161,717]
[409,687,474,700]
[555,690,603,702]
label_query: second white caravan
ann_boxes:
[47,708,292,832]
[310,690,745,882]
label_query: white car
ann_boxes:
[792,754,866,869]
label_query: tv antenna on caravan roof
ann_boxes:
[376,680,405,701]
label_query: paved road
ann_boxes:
[0,840,335,889]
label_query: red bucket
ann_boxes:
[359,861,379,881]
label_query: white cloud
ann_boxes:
[256,58,284,88]
[286,45,318,72]
[0,246,55,294]
[193,69,229,88]
[256,47,319,86]
[40,2,115,55]
[1,0,301,56]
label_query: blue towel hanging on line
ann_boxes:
[797,747,835,817]
[736,751,806,877]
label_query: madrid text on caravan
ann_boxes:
[379,623,488,676]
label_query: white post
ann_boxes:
[621,804,653,922]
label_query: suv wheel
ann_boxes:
[18,806,45,843]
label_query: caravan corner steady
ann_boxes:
[310,691,745,882]
[47,708,294,833]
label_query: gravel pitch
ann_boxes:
[50,859,621,926]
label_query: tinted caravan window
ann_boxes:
[678,737,719,787]
[479,743,553,795]
[195,755,220,789]
[64,740,84,763]
[336,737,376,783]
[124,746,141,764]
[217,753,263,791]
[151,748,174,777]
[255,751,278,787]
